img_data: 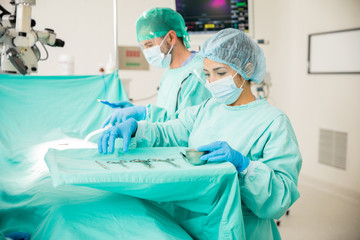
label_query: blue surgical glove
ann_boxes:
[99,100,134,108]
[4,232,30,240]
[198,141,250,173]
[98,118,137,154]
[101,106,146,128]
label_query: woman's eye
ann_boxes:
[217,72,227,76]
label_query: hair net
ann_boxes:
[200,28,266,84]
[136,7,191,48]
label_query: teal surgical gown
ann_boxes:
[146,54,211,122]
[135,98,302,240]
[0,233,6,240]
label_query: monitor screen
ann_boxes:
[176,0,251,34]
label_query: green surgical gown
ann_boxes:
[0,233,6,240]
[146,54,211,122]
[135,98,302,240]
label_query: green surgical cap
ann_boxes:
[136,7,191,48]
[200,28,266,84]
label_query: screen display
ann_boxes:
[176,0,250,33]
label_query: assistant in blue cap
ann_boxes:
[98,28,302,240]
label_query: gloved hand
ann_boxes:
[101,106,146,128]
[4,232,30,240]
[99,100,134,108]
[198,141,250,172]
[98,118,137,154]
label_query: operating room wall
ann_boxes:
[19,0,114,76]
[254,0,360,199]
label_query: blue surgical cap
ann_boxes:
[200,28,266,84]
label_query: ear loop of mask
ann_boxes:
[237,74,246,89]
[160,33,174,56]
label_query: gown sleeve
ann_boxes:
[134,102,206,147]
[239,115,302,219]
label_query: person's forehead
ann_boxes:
[204,58,229,69]
[139,37,162,45]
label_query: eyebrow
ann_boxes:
[213,67,227,71]
[203,67,227,72]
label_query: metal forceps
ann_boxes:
[95,160,109,170]
[107,160,129,168]
[151,158,179,168]
[130,159,152,168]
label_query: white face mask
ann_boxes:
[205,73,245,104]
[142,35,174,68]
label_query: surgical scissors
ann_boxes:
[107,160,129,168]
[151,158,179,168]
[130,159,152,168]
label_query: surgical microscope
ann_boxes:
[0,0,64,75]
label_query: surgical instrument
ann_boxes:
[107,160,129,168]
[130,159,152,168]
[95,160,109,170]
[151,158,179,168]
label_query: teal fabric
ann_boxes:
[0,71,128,151]
[32,188,192,240]
[136,7,191,48]
[44,147,245,240]
[135,98,302,239]
[147,54,211,122]
[0,73,193,239]
[0,72,242,239]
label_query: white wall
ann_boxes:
[31,0,114,75]
[254,0,360,198]
[5,0,359,197]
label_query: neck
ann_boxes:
[229,83,256,106]
[170,45,192,69]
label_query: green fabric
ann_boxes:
[32,188,191,240]
[44,147,245,240]
[0,72,242,239]
[146,54,211,122]
[135,98,302,239]
[0,71,128,151]
[0,73,193,239]
[136,7,190,48]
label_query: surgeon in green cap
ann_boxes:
[99,7,211,127]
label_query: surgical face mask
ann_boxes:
[142,35,174,68]
[205,73,245,104]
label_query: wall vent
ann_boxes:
[318,129,347,170]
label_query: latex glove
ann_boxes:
[98,118,137,154]
[98,100,134,108]
[4,232,30,240]
[198,141,250,172]
[101,106,146,128]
